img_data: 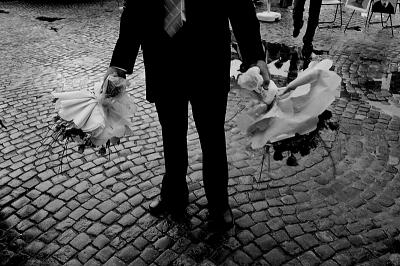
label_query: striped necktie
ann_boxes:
[164,0,185,37]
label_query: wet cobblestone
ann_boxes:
[1,0,400,265]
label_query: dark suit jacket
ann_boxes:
[110,0,265,103]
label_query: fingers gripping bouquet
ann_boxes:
[233,59,341,165]
[50,75,136,156]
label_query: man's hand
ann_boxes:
[256,60,270,88]
[276,87,291,100]
[276,83,297,99]
[104,66,127,81]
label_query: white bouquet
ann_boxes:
[50,75,136,156]
[232,59,341,165]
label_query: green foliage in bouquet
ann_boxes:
[52,115,119,158]
[38,115,120,173]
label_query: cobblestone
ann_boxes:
[70,233,91,250]
[255,234,277,252]
[95,246,115,263]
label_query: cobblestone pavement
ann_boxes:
[1,0,400,265]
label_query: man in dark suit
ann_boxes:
[105,0,269,231]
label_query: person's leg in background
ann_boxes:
[302,0,322,59]
[293,0,307,37]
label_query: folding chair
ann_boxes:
[319,0,343,27]
[365,0,396,36]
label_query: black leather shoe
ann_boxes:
[148,199,167,216]
[208,209,234,232]
[149,199,187,218]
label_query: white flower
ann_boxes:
[237,66,264,92]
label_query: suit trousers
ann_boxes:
[293,0,322,45]
[155,91,230,214]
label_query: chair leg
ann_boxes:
[365,3,373,30]
[344,10,355,33]
[319,3,343,28]
[318,5,338,24]
[333,5,338,24]
[390,14,394,37]
[366,11,374,29]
